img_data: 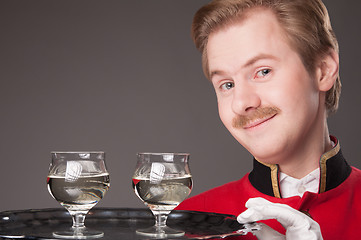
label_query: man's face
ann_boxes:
[207,9,324,165]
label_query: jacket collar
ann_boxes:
[248,136,351,198]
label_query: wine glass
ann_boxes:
[47,151,110,239]
[132,152,192,238]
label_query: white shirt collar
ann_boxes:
[279,168,320,198]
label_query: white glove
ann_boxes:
[237,197,323,240]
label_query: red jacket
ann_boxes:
[177,139,361,239]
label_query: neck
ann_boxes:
[279,121,333,179]
[275,97,334,178]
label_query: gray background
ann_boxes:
[0,0,360,212]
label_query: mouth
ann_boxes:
[243,114,277,129]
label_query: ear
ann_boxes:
[316,49,339,92]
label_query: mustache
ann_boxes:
[232,106,280,128]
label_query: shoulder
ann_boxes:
[349,166,361,181]
[348,166,361,178]
[194,174,251,197]
[351,166,361,173]
[335,166,361,192]
[176,174,251,214]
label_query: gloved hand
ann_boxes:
[237,197,323,240]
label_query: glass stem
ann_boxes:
[154,213,168,228]
[71,213,86,229]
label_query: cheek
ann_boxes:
[274,78,320,121]
[272,72,318,107]
[217,101,233,128]
[291,80,320,109]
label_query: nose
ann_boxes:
[231,82,261,115]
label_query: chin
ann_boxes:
[245,142,284,165]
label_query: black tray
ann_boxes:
[0,208,250,239]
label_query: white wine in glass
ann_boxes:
[47,151,110,239]
[132,153,192,238]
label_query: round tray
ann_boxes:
[0,208,247,239]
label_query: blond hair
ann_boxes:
[192,0,341,115]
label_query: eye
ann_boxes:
[255,68,271,78]
[220,82,234,90]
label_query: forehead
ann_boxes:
[206,9,295,76]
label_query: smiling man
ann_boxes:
[176,0,361,239]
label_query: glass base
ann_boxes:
[53,228,104,239]
[136,225,185,238]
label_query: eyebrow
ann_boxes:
[209,53,279,79]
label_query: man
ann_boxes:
[176,0,361,239]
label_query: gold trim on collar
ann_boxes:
[319,141,340,193]
[256,160,281,198]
